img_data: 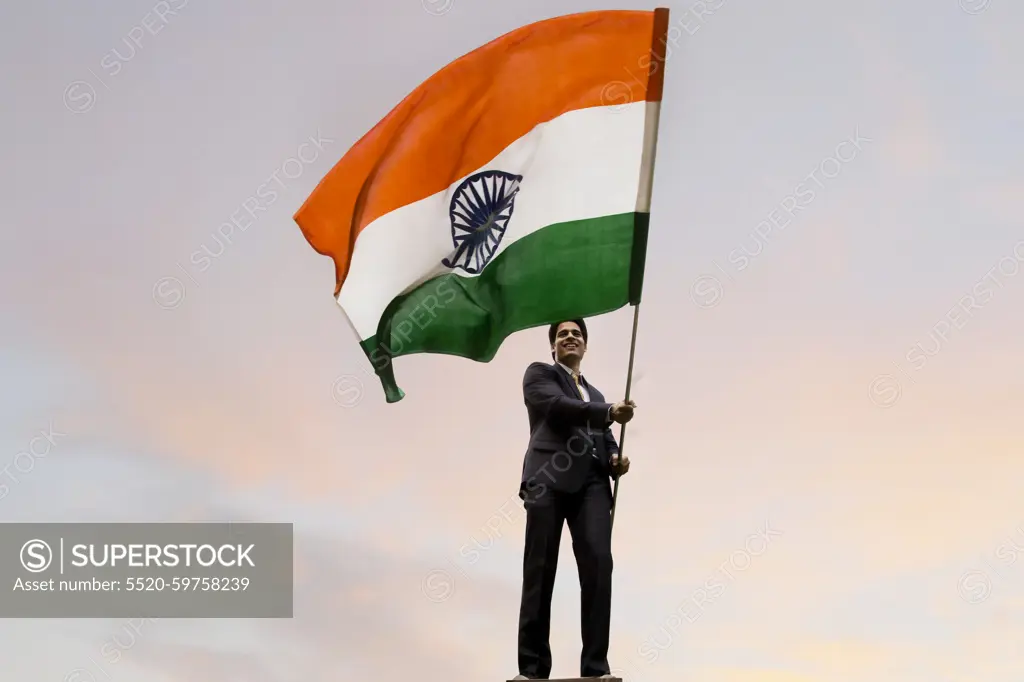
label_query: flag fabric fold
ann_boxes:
[295,8,668,402]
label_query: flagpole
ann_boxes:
[609,302,640,534]
[609,6,668,537]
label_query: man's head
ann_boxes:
[548,319,588,366]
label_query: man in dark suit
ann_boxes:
[514,319,636,680]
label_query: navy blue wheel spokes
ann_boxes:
[441,170,523,274]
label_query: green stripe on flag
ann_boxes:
[359,211,649,402]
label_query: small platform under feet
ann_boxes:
[506,678,622,681]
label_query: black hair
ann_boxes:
[548,319,588,359]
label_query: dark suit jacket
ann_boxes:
[519,361,621,499]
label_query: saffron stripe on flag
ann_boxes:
[294,10,660,295]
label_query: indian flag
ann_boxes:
[295,8,669,402]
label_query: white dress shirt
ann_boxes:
[557,361,590,401]
[556,362,614,460]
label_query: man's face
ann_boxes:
[552,322,586,364]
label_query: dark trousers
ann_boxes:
[517,467,613,679]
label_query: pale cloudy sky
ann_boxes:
[2,0,1024,680]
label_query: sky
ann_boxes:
[2,0,1023,679]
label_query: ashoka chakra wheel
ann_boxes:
[441,170,523,274]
